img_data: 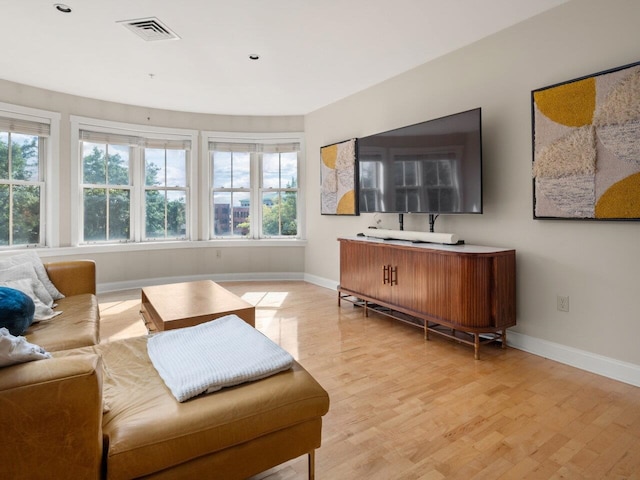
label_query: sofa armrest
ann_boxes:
[0,354,104,480]
[45,260,97,296]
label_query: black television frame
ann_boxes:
[356,108,483,229]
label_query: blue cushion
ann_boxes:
[0,287,36,336]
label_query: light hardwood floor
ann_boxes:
[98,281,640,479]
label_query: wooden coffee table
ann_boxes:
[140,280,255,331]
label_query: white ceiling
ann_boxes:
[1,0,568,116]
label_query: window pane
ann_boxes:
[232,192,250,236]
[280,152,297,188]
[84,188,107,241]
[262,191,297,237]
[263,152,297,189]
[262,191,279,236]
[0,132,8,179]
[12,185,40,245]
[212,151,231,188]
[166,190,186,237]
[145,149,164,187]
[166,150,186,187]
[108,189,130,240]
[213,191,250,236]
[213,192,231,235]
[146,190,166,238]
[281,192,298,236]
[107,144,129,186]
[0,184,9,245]
[12,133,39,181]
[233,152,251,189]
[83,142,107,184]
[262,153,280,188]
[213,151,250,189]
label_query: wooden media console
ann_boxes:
[337,236,516,359]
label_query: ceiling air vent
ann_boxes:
[118,17,180,42]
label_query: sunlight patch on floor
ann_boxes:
[242,291,289,308]
[258,291,289,307]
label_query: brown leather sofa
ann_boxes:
[0,261,330,480]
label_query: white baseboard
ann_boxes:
[303,273,338,291]
[508,331,640,388]
[98,273,640,388]
[97,272,305,294]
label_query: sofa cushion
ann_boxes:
[0,287,35,336]
[57,336,330,480]
[25,294,100,352]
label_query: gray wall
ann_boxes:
[304,0,640,366]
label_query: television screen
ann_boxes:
[357,108,482,215]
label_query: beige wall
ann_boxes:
[39,246,305,288]
[304,0,640,365]
[0,80,306,284]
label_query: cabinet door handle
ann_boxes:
[390,266,398,286]
[383,265,389,284]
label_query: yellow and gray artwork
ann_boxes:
[320,138,357,215]
[532,62,640,219]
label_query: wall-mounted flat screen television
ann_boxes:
[357,108,483,217]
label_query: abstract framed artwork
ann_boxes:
[532,60,640,220]
[320,138,358,215]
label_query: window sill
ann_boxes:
[0,238,307,258]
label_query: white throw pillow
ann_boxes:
[0,327,51,367]
[0,263,54,307]
[0,279,62,322]
[0,252,64,300]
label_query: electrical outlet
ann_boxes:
[216,249,222,259]
[557,295,569,312]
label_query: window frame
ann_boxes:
[203,132,305,241]
[0,102,60,249]
[70,116,198,246]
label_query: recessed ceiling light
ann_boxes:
[54,3,72,13]
[249,54,260,61]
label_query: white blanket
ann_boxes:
[147,314,293,402]
[0,327,51,367]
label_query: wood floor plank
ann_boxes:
[98,281,640,479]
